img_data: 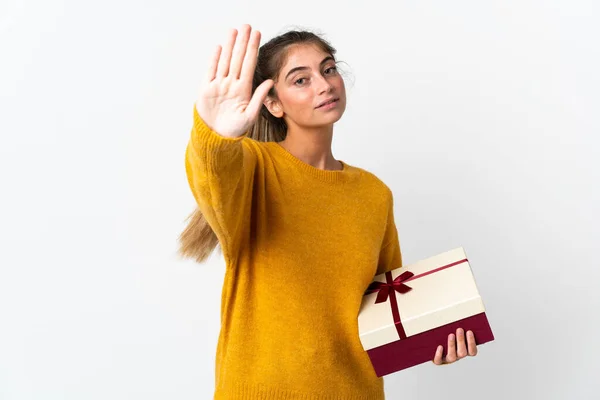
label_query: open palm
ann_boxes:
[195,24,274,138]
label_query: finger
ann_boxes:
[205,45,222,82]
[240,29,262,82]
[229,24,251,79]
[217,28,237,78]
[432,345,444,365]
[246,78,274,119]
[456,328,467,359]
[467,330,478,356]
[445,333,457,363]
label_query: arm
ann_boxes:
[185,104,257,262]
[376,190,403,275]
[184,25,273,262]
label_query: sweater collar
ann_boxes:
[268,141,357,184]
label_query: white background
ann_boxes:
[1,0,599,399]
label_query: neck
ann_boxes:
[278,122,342,171]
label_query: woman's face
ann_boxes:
[267,43,346,129]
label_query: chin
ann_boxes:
[328,105,346,123]
[330,112,344,124]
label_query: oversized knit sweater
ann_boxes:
[185,105,403,400]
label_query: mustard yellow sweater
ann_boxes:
[185,105,402,399]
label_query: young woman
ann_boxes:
[180,24,478,399]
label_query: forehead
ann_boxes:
[279,44,331,75]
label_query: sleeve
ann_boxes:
[184,104,257,263]
[376,190,403,276]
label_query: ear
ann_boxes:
[263,96,284,118]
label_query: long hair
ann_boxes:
[178,29,340,263]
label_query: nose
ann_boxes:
[316,74,333,94]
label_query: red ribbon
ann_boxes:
[364,258,469,340]
[365,271,415,303]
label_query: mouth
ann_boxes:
[316,98,339,108]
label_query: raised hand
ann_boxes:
[195,24,274,138]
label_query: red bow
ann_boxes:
[365,271,414,304]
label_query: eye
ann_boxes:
[294,77,307,86]
[324,66,338,74]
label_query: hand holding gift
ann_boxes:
[432,327,478,366]
[358,247,494,376]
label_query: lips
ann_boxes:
[316,98,339,108]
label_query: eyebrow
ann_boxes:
[284,56,335,81]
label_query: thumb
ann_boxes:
[246,79,274,120]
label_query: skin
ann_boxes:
[433,328,478,366]
[201,23,480,367]
[263,42,347,171]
